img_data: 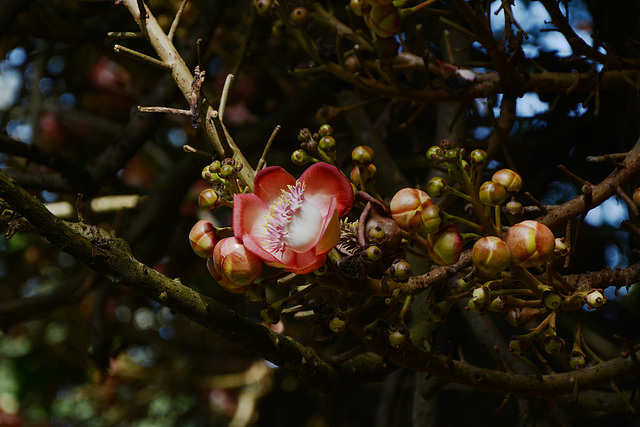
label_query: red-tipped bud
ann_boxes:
[189,220,217,259]
[479,180,508,206]
[209,237,263,293]
[318,124,333,137]
[472,236,511,274]
[198,188,220,211]
[319,135,336,152]
[390,188,433,232]
[504,220,555,267]
[425,224,463,266]
[366,4,399,38]
[255,0,274,17]
[492,169,522,194]
[634,187,640,207]
[352,145,375,165]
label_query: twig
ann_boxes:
[137,106,191,115]
[256,125,281,171]
[168,0,188,41]
[113,44,170,69]
[219,73,234,121]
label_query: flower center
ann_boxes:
[262,181,323,255]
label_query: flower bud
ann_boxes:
[219,164,235,179]
[426,146,442,161]
[543,290,562,310]
[479,180,508,206]
[209,237,263,293]
[368,224,386,243]
[319,135,336,152]
[504,198,524,218]
[492,169,522,194]
[634,187,640,207]
[189,220,217,259]
[504,220,555,267]
[471,285,491,304]
[425,224,463,266]
[298,128,313,143]
[472,236,511,274]
[420,204,442,234]
[255,0,274,17]
[509,333,534,356]
[388,329,409,349]
[440,138,455,150]
[468,149,487,166]
[198,188,220,211]
[291,149,314,166]
[350,164,376,187]
[554,237,570,257]
[365,245,382,262]
[390,188,433,232]
[366,4,399,38]
[329,316,346,333]
[543,330,565,355]
[391,260,412,281]
[568,344,587,369]
[290,7,311,27]
[584,289,606,309]
[427,176,448,197]
[318,124,333,137]
[352,145,374,165]
[350,0,365,16]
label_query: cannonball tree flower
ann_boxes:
[233,162,354,274]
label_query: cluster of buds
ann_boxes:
[199,158,245,210]
[350,0,400,39]
[292,124,337,166]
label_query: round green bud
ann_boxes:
[427,177,448,197]
[554,237,570,257]
[365,245,382,262]
[298,128,313,143]
[368,225,386,242]
[479,180,508,206]
[392,260,412,281]
[198,188,220,211]
[543,290,562,310]
[319,136,336,152]
[425,224,463,266]
[584,289,606,309]
[471,285,491,304]
[352,145,374,166]
[329,317,346,333]
[388,330,409,349]
[291,149,313,166]
[219,164,235,179]
[543,331,565,355]
[209,160,222,174]
[426,146,442,161]
[440,138,455,150]
[318,124,333,137]
[568,347,587,369]
[469,149,487,166]
[445,149,459,164]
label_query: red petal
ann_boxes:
[233,193,269,239]
[300,163,353,217]
[253,166,296,206]
[289,251,327,274]
[315,200,340,255]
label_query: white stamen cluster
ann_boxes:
[262,181,306,254]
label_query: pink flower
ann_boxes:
[233,162,354,274]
